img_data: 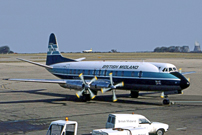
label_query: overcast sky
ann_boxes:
[0,0,202,53]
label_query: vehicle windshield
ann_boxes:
[47,124,64,135]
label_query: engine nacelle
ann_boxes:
[59,80,83,90]
[59,80,110,90]
[90,81,110,89]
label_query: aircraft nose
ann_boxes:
[170,72,190,89]
[180,78,190,89]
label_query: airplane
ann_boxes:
[4,33,195,105]
[83,48,92,53]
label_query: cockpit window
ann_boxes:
[162,68,168,72]
[169,68,173,72]
[173,67,177,71]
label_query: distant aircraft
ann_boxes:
[4,33,195,105]
[0,46,12,54]
[83,48,92,53]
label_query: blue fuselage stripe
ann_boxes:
[47,68,182,91]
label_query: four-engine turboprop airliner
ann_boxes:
[4,33,194,105]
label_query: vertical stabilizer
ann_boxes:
[46,33,75,65]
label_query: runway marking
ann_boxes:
[171,101,202,104]
[176,127,187,131]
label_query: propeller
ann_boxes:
[76,73,97,99]
[101,73,124,102]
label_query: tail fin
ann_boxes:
[46,33,76,65]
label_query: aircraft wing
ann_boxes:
[3,78,66,84]
[181,71,196,75]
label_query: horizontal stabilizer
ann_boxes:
[17,58,52,69]
[181,71,196,75]
[74,57,86,61]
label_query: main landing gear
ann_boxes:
[131,90,171,105]
[81,91,98,102]
[130,91,139,98]
[81,93,91,102]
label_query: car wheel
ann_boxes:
[156,129,164,135]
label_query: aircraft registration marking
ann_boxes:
[102,65,139,69]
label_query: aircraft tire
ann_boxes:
[82,94,91,102]
[163,99,170,105]
[130,91,139,98]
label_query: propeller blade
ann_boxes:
[161,92,165,98]
[88,88,96,99]
[101,87,111,93]
[109,73,113,86]
[89,76,97,84]
[115,82,124,88]
[76,88,85,98]
[79,73,87,85]
[112,90,117,102]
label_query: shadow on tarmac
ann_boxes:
[0,89,162,106]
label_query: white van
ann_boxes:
[106,113,169,135]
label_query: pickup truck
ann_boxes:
[105,113,169,135]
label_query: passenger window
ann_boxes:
[93,69,96,76]
[121,71,124,76]
[131,71,135,77]
[70,69,72,74]
[78,70,80,75]
[73,69,76,74]
[88,70,90,75]
[114,71,118,76]
[104,70,107,76]
[138,71,142,78]
[98,70,101,76]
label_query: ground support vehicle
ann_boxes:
[92,127,149,135]
[106,113,169,135]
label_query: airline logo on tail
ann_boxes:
[47,33,60,55]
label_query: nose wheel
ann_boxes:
[163,98,170,105]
